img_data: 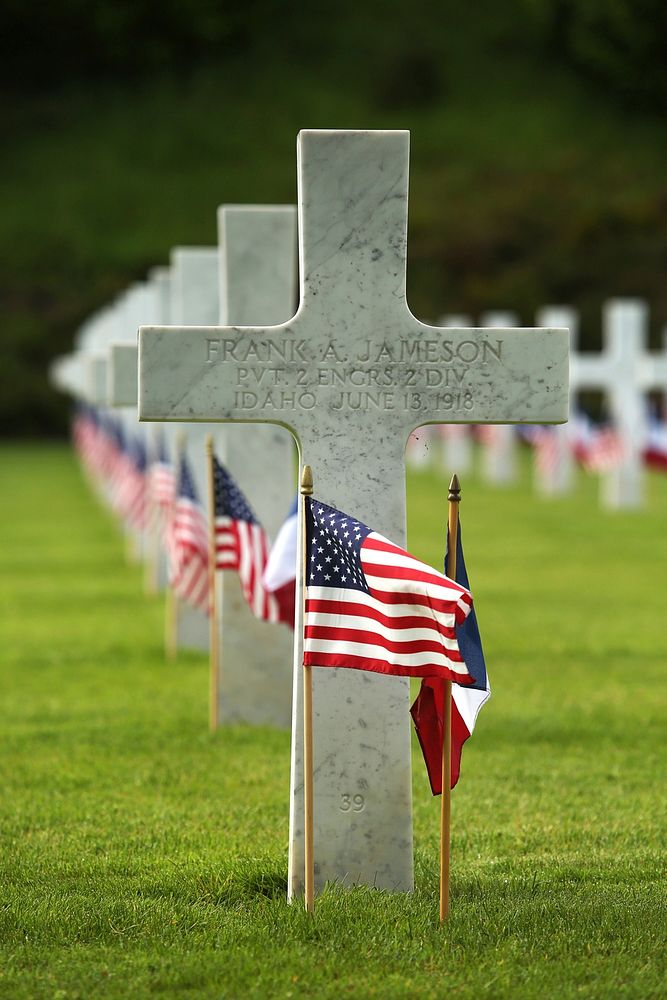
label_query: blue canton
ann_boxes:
[112,419,125,455]
[155,428,169,465]
[179,455,201,503]
[213,457,258,524]
[306,499,372,593]
[130,435,147,473]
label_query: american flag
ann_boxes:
[212,454,287,624]
[113,434,148,531]
[167,453,209,613]
[72,404,97,469]
[644,418,667,472]
[520,426,561,481]
[149,431,175,541]
[303,498,474,682]
[580,425,625,473]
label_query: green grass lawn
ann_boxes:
[0,443,665,998]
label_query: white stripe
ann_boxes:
[306,586,458,631]
[362,558,468,603]
[251,523,264,618]
[266,592,279,623]
[237,521,252,597]
[304,638,470,673]
[364,536,449,579]
[304,611,460,650]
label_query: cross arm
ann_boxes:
[108,344,138,408]
[138,322,309,432]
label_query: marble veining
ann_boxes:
[214,205,297,728]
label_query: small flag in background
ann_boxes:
[113,434,148,531]
[167,454,209,613]
[150,430,175,513]
[304,498,474,683]
[643,418,667,472]
[582,426,625,473]
[262,495,298,628]
[411,523,491,792]
[212,455,290,625]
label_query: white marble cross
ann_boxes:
[534,306,579,497]
[213,205,298,728]
[168,247,222,652]
[139,129,569,898]
[571,299,666,508]
[478,311,521,486]
[107,276,172,590]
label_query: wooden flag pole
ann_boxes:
[206,435,220,732]
[165,430,186,662]
[301,463,315,914]
[165,587,177,662]
[440,472,461,923]
[144,428,159,597]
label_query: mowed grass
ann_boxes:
[0,442,665,999]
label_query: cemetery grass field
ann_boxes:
[1,443,665,999]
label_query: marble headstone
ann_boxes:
[479,311,520,486]
[535,306,579,496]
[170,247,222,652]
[571,300,665,509]
[214,205,298,728]
[138,129,569,897]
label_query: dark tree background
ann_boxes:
[2,0,666,436]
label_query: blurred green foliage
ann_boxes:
[2,0,667,436]
[523,0,667,111]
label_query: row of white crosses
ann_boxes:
[408,311,520,484]
[52,210,301,729]
[138,129,569,899]
[418,301,666,510]
[541,300,667,509]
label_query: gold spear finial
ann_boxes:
[448,473,461,503]
[301,464,313,496]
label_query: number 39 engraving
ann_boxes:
[340,794,365,812]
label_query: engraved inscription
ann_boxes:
[340,794,366,813]
[206,335,505,416]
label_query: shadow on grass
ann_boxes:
[190,858,289,906]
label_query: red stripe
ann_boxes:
[305,597,457,637]
[364,586,470,620]
[211,516,276,624]
[303,651,473,682]
[305,624,464,660]
[365,560,464,590]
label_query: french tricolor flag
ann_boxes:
[262,496,298,629]
[410,523,491,792]
[644,419,667,472]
